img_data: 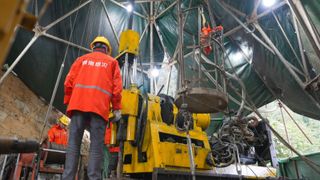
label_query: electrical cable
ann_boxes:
[206,31,320,175]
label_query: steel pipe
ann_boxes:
[272,11,307,80]
[123,53,130,88]
[224,1,287,37]
[231,37,284,103]
[0,137,39,154]
[177,0,185,89]
[0,34,39,86]
[154,1,162,17]
[251,0,262,17]
[169,0,193,64]
[139,22,149,44]
[40,7,82,141]
[155,1,177,19]
[197,7,202,87]
[13,154,20,180]
[202,65,252,112]
[186,132,196,180]
[43,32,91,52]
[0,155,7,179]
[38,0,53,22]
[139,3,148,16]
[41,148,66,154]
[101,0,120,45]
[119,0,168,2]
[205,0,216,27]
[254,23,320,111]
[291,11,310,82]
[110,0,147,20]
[216,0,275,54]
[250,104,320,174]
[217,0,320,111]
[166,65,172,94]
[280,101,313,145]
[0,0,91,87]
[220,0,246,18]
[288,0,320,59]
[127,0,135,29]
[154,21,167,54]
[150,1,155,94]
[199,53,247,116]
[43,0,92,31]
[279,103,291,148]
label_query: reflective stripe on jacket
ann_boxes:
[64,52,122,121]
[48,124,68,145]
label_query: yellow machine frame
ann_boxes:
[111,86,213,174]
[112,29,276,179]
[0,1,36,65]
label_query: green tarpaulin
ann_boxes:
[278,152,320,179]
[4,0,320,119]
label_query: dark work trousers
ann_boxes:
[108,152,118,176]
[62,111,106,180]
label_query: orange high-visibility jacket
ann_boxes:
[105,123,120,152]
[48,124,68,145]
[64,52,122,121]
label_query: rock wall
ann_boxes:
[0,71,54,140]
[0,71,90,160]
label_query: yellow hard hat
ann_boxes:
[90,36,112,55]
[59,115,70,126]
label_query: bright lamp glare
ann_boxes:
[231,52,243,62]
[263,0,276,7]
[150,68,159,78]
[126,4,133,12]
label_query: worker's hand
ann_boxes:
[111,110,121,122]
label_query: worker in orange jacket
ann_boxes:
[62,36,122,180]
[48,115,70,146]
[103,122,119,178]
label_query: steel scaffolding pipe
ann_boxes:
[150,1,156,94]
[110,0,147,20]
[253,23,320,111]
[155,1,177,19]
[154,21,167,54]
[168,0,193,64]
[271,11,307,80]
[291,9,311,83]
[288,0,320,59]
[101,0,120,45]
[43,32,91,52]
[220,0,246,18]
[216,0,275,54]
[205,0,216,27]
[224,1,287,37]
[0,34,39,86]
[43,0,92,31]
[197,53,253,112]
[0,0,92,86]
[139,22,149,44]
[177,0,185,90]
[216,0,320,111]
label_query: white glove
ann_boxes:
[112,110,122,122]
